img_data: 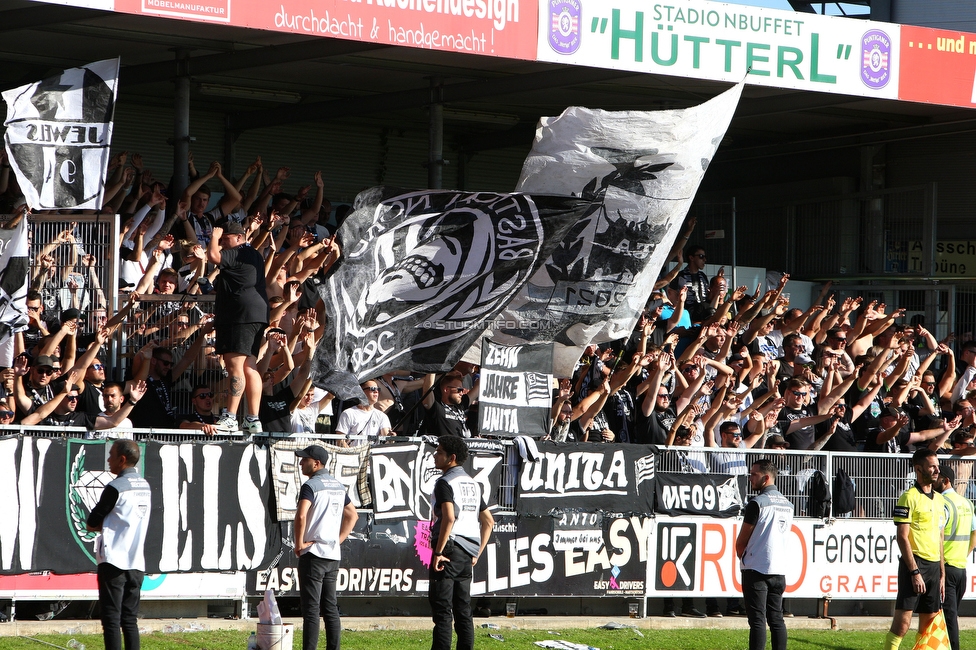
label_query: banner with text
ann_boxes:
[106,0,538,59]
[646,516,976,600]
[0,436,278,575]
[369,439,506,521]
[654,472,744,518]
[269,440,371,520]
[3,58,119,211]
[537,0,901,100]
[479,339,553,438]
[249,512,651,597]
[517,441,656,516]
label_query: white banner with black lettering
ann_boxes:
[269,440,371,520]
[3,59,118,210]
[518,441,656,516]
[479,339,553,438]
[369,439,505,521]
[654,472,744,518]
[468,83,742,377]
[647,516,976,600]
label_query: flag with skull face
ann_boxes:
[311,187,592,403]
[3,58,119,210]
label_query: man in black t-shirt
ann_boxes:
[208,222,270,435]
[669,245,709,322]
[777,379,829,450]
[177,384,222,435]
[637,388,676,445]
[22,375,146,430]
[422,371,475,438]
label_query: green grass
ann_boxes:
[6,628,976,650]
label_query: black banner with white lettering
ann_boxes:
[479,339,553,438]
[654,472,744,518]
[248,513,651,597]
[310,187,591,403]
[369,439,506,521]
[1,437,278,574]
[517,442,656,516]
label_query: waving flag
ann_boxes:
[3,58,119,210]
[311,187,591,402]
[0,216,30,366]
[469,83,743,377]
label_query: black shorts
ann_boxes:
[895,555,942,614]
[214,322,265,358]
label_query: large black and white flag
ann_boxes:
[3,58,119,210]
[311,187,591,402]
[0,217,30,366]
[479,339,553,438]
[467,84,743,377]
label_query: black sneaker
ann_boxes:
[662,610,676,618]
[681,608,706,618]
[726,605,746,616]
[707,611,723,618]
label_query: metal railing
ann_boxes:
[0,428,520,512]
[658,446,964,520]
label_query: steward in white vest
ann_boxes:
[429,436,494,650]
[86,439,151,650]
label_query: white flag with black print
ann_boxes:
[0,215,30,366]
[3,58,119,210]
[469,83,743,377]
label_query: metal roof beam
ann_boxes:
[0,4,107,33]
[718,116,976,162]
[121,38,387,86]
[229,65,637,132]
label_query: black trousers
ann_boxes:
[97,563,143,650]
[742,569,786,650]
[428,546,474,650]
[944,564,966,650]
[299,553,341,650]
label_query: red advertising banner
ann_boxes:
[112,0,538,60]
[899,24,976,108]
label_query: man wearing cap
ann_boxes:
[22,371,147,430]
[12,354,60,419]
[208,222,269,435]
[429,435,494,650]
[86,439,152,650]
[294,445,358,650]
[938,464,975,650]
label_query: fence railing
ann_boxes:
[3,426,960,521]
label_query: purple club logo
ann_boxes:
[861,29,892,89]
[548,0,581,55]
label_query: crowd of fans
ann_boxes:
[1,150,975,462]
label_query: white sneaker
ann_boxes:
[243,418,263,436]
[214,412,240,433]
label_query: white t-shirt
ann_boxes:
[335,406,391,446]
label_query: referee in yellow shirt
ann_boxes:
[885,448,946,650]
[938,464,976,650]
